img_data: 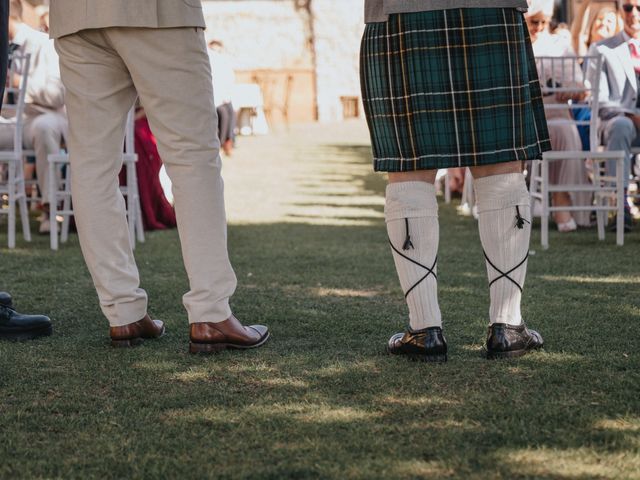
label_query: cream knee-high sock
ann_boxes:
[474,173,531,326]
[385,181,441,330]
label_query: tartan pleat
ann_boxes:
[360,8,551,171]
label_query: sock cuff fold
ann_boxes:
[474,173,530,213]
[385,181,438,222]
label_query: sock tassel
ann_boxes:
[402,218,414,250]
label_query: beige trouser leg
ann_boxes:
[56,27,236,327]
[23,111,68,202]
[55,32,146,327]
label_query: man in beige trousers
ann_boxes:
[49,0,269,353]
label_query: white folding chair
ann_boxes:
[529,54,626,248]
[23,155,41,211]
[0,53,32,248]
[626,148,640,219]
[537,150,625,247]
[47,153,71,250]
[49,107,144,250]
[122,108,144,246]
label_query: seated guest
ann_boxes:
[447,167,466,196]
[570,1,622,151]
[528,0,593,231]
[0,0,67,234]
[587,0,640,231]
[119,107,176,231]
[208,40,236,156]
[572,1,623,56]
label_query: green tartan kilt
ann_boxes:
[360,8,551,171]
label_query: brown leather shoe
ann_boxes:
[110,314,165,348]
[189,315,269,354]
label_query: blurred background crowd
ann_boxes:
[1,0,639,239]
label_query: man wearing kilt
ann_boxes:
[361,0,548,361]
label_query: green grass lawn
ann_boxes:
[1,123,639,479]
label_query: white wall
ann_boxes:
[312,0,364,122]
[201,0,364,122]
[202,1,312,70]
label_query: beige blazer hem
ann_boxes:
[49,0,206,39]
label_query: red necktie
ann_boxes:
[629,41,640,73]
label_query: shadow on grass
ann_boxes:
[280,144,387,226]
[1,130,639,478]
[1,216,639,479]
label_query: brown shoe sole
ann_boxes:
[189,332,270,354]
[111,337,145,348]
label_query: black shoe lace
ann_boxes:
[483,206,530,292]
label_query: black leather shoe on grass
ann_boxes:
[0,304,52,341]
[388,326,447,363]
[483,322,543,359]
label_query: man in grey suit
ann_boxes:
[50,0,269,352]
[587,0,640,230]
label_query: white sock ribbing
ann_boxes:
[385,181,441,330]
[474,173,531,326]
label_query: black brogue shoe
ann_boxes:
[388,326,447,363]
[483,322,543,359]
